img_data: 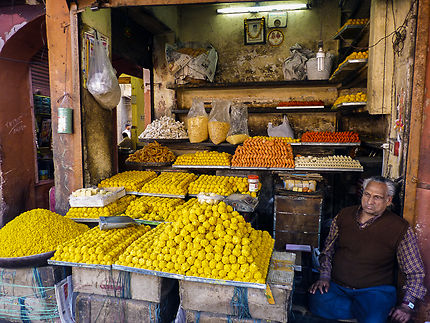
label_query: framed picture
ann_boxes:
[244,18,266,45]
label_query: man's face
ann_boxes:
[361,181,392,217]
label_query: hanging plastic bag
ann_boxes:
[208,100,230,145]
[186,98,209,143]
[226,103,249,145]
[268,115,294,138]
[87,33,121,110]
[283,43,315,81]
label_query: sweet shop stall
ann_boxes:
[1,0,422,321]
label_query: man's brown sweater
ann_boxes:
[332,205,409,289]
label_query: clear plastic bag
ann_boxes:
[227,103,249,145]
[186,98,208,143]
[208,100,231,145]
[268,115,294,138]
[87,34,121,110]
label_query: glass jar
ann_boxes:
[247,175,259,192]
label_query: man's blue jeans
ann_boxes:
[309,281,397,323]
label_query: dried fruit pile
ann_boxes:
[231,137,294,168]
[140,172,198,196]
[99,171,157,192]
[127,142,176,164]
[115,200,274,284]
[173,151,231,166]
[66,195,136,219]
[124,196,185,221]
[301,131,360,143]
[52,225,151,265]
[0,209,88,257]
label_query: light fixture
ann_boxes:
[217,3,309,14]
[316,40,325,71]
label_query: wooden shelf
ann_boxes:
[167,80,339,90]
[329,59,368,83]
[333,24,367,40]
[172,107,336,115]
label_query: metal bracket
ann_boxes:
[417,182,430,190]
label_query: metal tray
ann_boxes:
[0,251,55,268]
[294,166,363,172]
[48,259,111,270]
[172,165,230,169]
[333,24,366,40]
[334,101,367,110]
[276,105,324,110]
[112,265,266,289]
[300,142,361,146]
[125,161,173,167]
[329,59,368,82]
[139,192,186,199]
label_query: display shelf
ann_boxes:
[172,107,335,115]
[48,259,111,270]
[333,24,366,40]
[113,264,266,290]
[333,101,367,110]
[139,192,187,199]
[276,105,325,110]
[138,138,189,144]
[300,142,361,147]
[329,59,368,83]
[167,80,336,90]
[294,167,363,172]
[172,164,230,169]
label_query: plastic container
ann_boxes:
[248,175,259,192]
[306,55,333,80]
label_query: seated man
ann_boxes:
[309,176,426,323]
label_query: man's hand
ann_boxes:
[389,304,413,323]
[308,279,330,294]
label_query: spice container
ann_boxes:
[248,175,259,192]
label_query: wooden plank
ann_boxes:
[367,0,394,115]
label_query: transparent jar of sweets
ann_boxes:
[247,175,259,192]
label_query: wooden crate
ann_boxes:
[179,281,292,322]
[75,292,179,323]
[274,231,320,250]
[274,193,323,250]
[184,309,279,323]
[72,267,177,303]
[0,266,68,322]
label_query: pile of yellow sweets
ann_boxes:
[337,18,369,32]
[188,175,250,196]
[253,136,300,143]
[0,209,88,257]
[140,172,198,196]
[165,198,200,222]
[124,196,185,221]
[173,151,232,166]
[116,200,274,284]
[333,92,367,107]
[99,171,157,192]
[52,225,151,265]
[330,51,369,80]
[66,195,136,219]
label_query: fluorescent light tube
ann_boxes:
[217,3,308,14]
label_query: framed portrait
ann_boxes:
[244,17,266,45]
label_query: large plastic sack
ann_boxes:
[268,116,294,138]
[208,100,230,145]
[186,98,208,143]
[283,43,315,81]
[87,34,121,110]
[227,103,249,145]
[165,42,218,84]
